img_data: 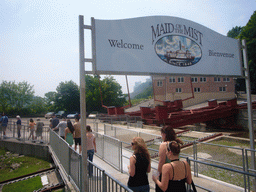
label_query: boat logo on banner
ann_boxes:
[154,35,202,67]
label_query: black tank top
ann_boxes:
[165,161,187,192]
[127,153,149,187]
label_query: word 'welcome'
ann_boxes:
[108,39,144,50]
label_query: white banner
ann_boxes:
[94,16,242,76]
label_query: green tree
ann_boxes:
[238,11,256,93]
[55,81,80,112]
[0,81,34,115]
[44,91,57,111]
[227,26,243,38]
[85,75,126,113]
[28,96,47,115]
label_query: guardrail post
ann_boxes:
[103,135,105,160]
[12,122,15,138]
[102,170,107,192]
[120,140,123,173]
[242,148,247,192]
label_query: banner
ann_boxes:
[94,16,242,76]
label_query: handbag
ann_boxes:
[187,180,197,192]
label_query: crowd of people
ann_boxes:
[1,112,193,191]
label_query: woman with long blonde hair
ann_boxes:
[127,137,151,192]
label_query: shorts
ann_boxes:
[74,137,81,145]
[1,126,7,132]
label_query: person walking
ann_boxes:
[65,120,74,147]
[28,118,36,141]
[156,125,183,192]
[53,118,67,139]
[51,114,59,132]
[35,119,44,142]
[127,137,151,192]
[73,116,81,153]
[86,125,97,177]
[16,115,22,139]
[153,141,192,192]
[0,113,8,139]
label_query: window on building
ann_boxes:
[223,77,230,82]
[194,87,201,92]
[219,87,226,92]
[191,77,198,83]
[176,88,182,93]
[157,80,163,87]
[169,77,176,83]
[214,77,221,82]
[177,77,184,83]
[200,77,207,82]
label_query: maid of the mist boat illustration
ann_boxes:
[155,35,202,67]
[164,41,195,63]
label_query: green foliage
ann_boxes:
[2,176,43,192]
[134,85,153,100]
[44,91,57,111]
[0,81,35,116]
[239,11,256,93]
[227,26,243,38]
[55,80,80,112]
[227,11,256,93]
[85,75,126,113]
[27,96,47,115]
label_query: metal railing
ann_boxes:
[94,122,256,192]
[49,129,132,192]
[98,115,142,128]
[2,120,256,191]
[0,121,50,143]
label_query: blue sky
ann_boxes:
[1,0,255,97]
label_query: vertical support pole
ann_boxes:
[79,15,88,192]
[242,39,256,191]
[126,75,132,107]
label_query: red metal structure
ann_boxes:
[99,75,253,129]
[125,98,256,129]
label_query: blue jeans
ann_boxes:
[128,184,150,192]
[87,149,94,176]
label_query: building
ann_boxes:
[153,76,236,108]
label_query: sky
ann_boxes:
[1,0,255,97]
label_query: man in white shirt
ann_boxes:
[53,118,67,139]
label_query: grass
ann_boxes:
[2,176,43,192]
[0,147,51,182]
[181,138,255,188]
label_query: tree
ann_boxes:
[45,91,57,111]
[238,11,256,93]
[227,26,243,38]
[55,81,80,112]
[85,75,126,113]
[0,81,34,115]
[28,96,47,115]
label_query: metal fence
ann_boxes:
[179,140,256,192]
[49,129,131,192]
[94,122,256,192]
[98,115,143,128]
[0,121,50,143]
[103,124,159,144]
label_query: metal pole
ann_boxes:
[242,39,256,191]
[79,15,88,192]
